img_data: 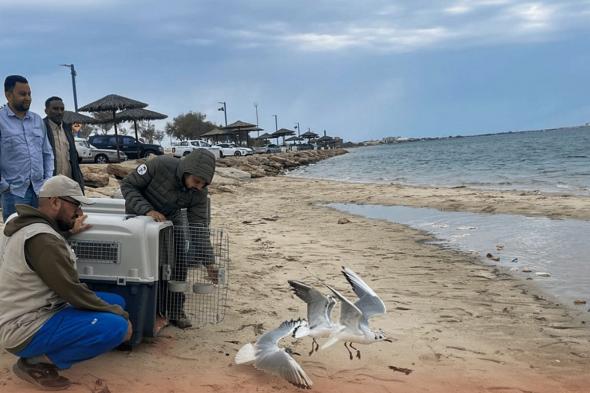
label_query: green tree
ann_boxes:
[165,111,216,141]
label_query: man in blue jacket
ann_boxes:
[0,75,54,222]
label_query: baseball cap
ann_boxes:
[39,175,95,205]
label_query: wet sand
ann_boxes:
[2,175,590,392]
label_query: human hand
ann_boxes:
[206,264,219,284]
[70,214,92,235]
[147,210,167,222]
[124,320,133,342]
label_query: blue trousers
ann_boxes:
[2,184,38,222]
[16,292,129,369]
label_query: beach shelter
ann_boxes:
[63,110,98,125]
[270,128,296,145]
[79,94,148,161]
[116,108,168,158]
[223,120,262,146]
[201,127,234,144]
[300,130,319,143]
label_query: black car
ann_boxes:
[88,135,164,159]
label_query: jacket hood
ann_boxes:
[177,149,216,185]
[3,205,58,236]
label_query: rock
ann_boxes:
[107,163,134,179]
[535,272,551,277]
[573,299,587,305]
[83,172,110,188]
[522,268,532,273]
[486,253,500,262]
[338,218,351,224]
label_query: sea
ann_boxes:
[289,127,590,306]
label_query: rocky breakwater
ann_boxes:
[80,149,347,198]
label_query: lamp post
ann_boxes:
[273,114,278,131]
[254,103,260,138]
[294,121,300,137]
[60,64,78,112]
[218,101,227,127]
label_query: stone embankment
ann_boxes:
[81,149,347,198]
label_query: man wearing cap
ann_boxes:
[120,149,216,329]
[0,175,132,391]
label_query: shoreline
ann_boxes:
[1,159,590,392]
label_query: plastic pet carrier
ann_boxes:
[70,198,229,346]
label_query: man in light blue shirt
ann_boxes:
[0,75,54,222]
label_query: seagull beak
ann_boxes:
[384,339,394,343]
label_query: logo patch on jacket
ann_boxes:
[137,164,148,175]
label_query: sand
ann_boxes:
[1,175,590,393]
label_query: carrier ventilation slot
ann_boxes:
[70,240,120,264]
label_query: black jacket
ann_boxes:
[120,150,216,225]
[43,118,85,192]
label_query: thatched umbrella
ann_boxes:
[79,94,147,160]
[63,110,98,125]
[285,135,303,144]
[116,108,167,158]
[270,128,295,146]
[300,130,319,143]
[223,120,262,146]
[201,127,234,144]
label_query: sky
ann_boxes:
[1,0,589,142]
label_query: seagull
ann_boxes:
[321,266,392,360]
[235,319,313,389]
[288,280,338,355]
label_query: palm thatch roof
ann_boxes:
[201,128,233,136]
[256,132,273,139]
[224,120,257,129]
[271,128,296,137]
[301,130,319,138]
[285,136,303,142]
[63,111,98,124]
[78,94,148,112]
[115,108,167,122]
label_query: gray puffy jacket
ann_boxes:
[120,149,215,224]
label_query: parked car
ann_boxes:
[74,137,93,163]
[88,144,128,163]
[88,134,164,159]
[172,140,222,159]
[214,143,248,157]
[254,144,282,154]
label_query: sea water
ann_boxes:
[330,203,590,306]
[290,127,590,196]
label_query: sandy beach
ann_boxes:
[1,163,590,393]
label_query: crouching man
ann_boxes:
[0,175,132,391]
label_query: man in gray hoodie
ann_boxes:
[120,149,216,329]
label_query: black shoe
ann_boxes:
[170,317,192,329]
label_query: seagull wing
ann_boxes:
[288,280,334,329]
[255,348,313,389]
[326,285,363,332]
[254,319,313,389]
[341,266,386,324]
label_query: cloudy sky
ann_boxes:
[1,0,589,142]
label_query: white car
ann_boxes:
[214,143,253,157]
[74,137,93,163]
[172,140,222,159]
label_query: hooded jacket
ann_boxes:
[120,149,215,224]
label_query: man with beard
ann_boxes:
[0,175,132,390]
[0,75,54,222]
[43,96,85,191]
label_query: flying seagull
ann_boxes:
[288,280,338,355]
[235,319,313,389]
[321,266,392,359]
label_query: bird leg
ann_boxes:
[349,343,361,359]
[344,342,354,360]
[309,338,319,356]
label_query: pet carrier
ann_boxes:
[70,198,229,346]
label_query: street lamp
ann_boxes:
[217,101,227,127]
[60,64,78,112]
[294,121,300,137]
[273,114,278,131]
[254,103,260,138]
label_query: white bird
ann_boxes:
[321,266,392,360]
[235,319,313,389]
[288,280,338,355]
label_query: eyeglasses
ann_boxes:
[58,197,81,208]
